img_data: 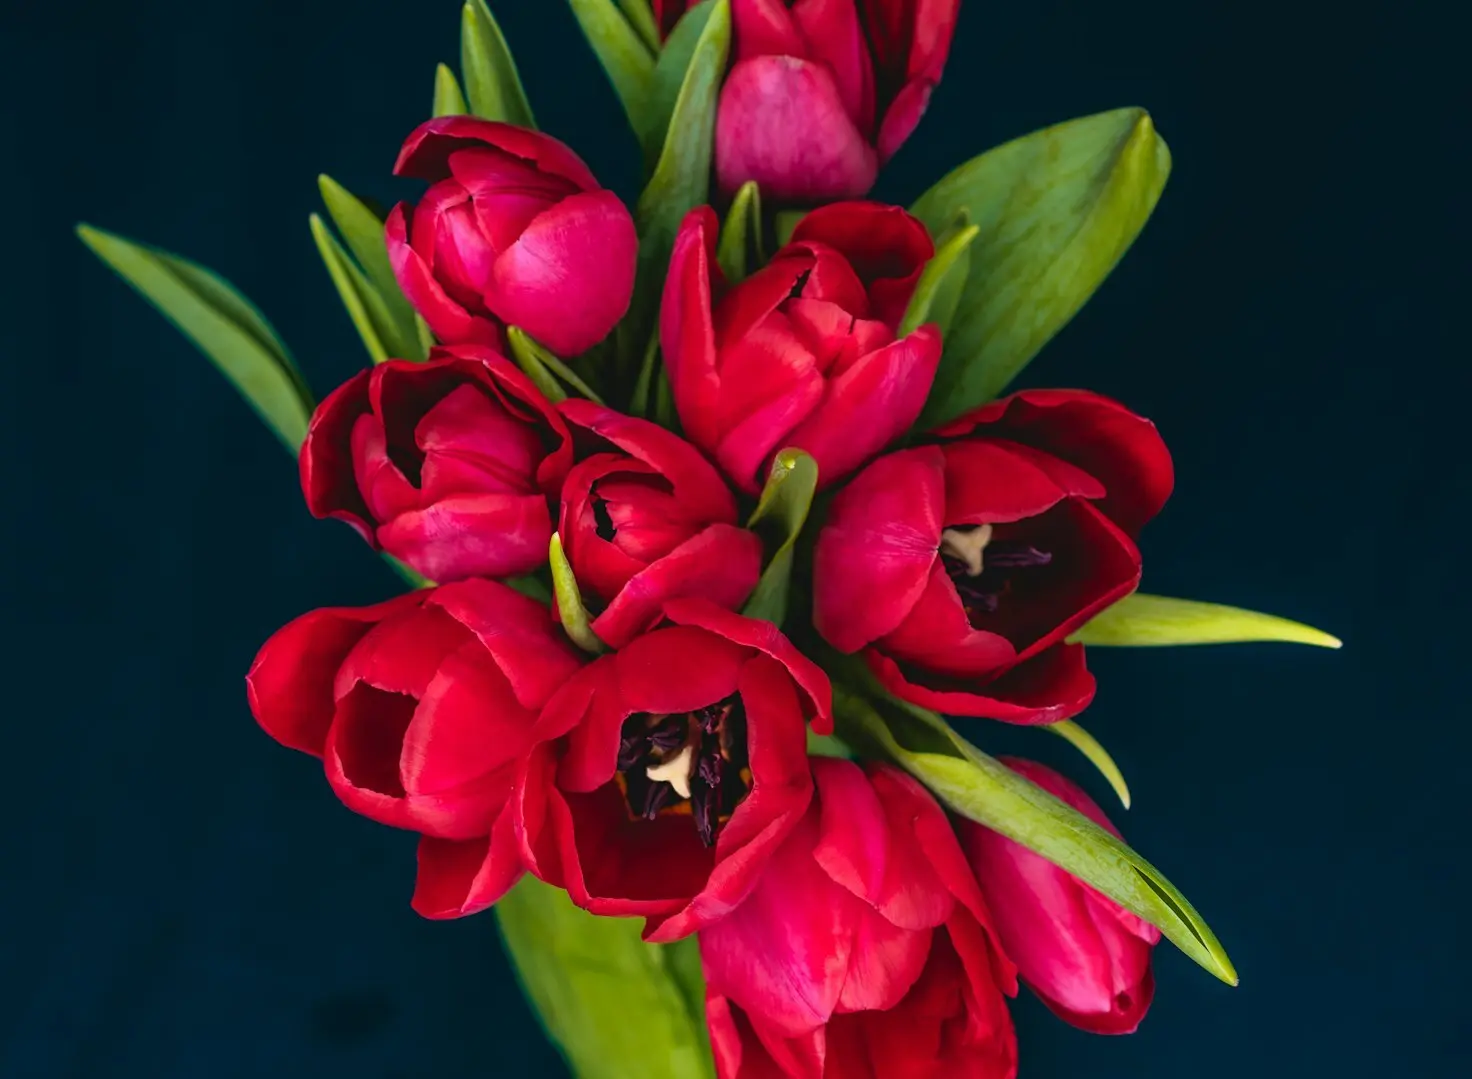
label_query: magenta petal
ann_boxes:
[394,116,602,191]
[377,491,551,583]
[868,642,1097,725]
[386,203,502,347]
[412,810,524,919]
[661,207,726,454]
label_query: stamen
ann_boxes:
[940,524,994,577]
[643,781,676,819]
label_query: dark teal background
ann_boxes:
[1,1,1463,1076]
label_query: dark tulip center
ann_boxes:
[592,497,617,541]
[616,698,751,847]
[940,524,1053,620]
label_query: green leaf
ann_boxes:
[837,691,1238,987]
[461,0,536,128]
[807,729,856,759]
[1071,593,1342,649]
[912,108,1172,427]
[1045,719,1131,810]
[637,0,716,168]
[716,179,763,283]
[77,224,312,453]
[507,326,607,404]
[550,532,606,654]
[387,557,435,590]
[898,215,980,338]
[310,214,410,365]
[618,0,663,52]
[567,0,656,135]
[773,209,805,248]
[742,449,818,626]
[495,876,716,1079]
[433,61,469,117]
[623,0,730,366]
[317,178,422,359]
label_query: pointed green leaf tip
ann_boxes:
[550,533,605,654]
[76,224,312,454]
[899,215,979,338]
[717,180,764,283]
[461,0,536,128]
[495,877,715,1079]
[1072,593,1342,649]
[432,62,468,117]
[742,448,819,626]
[913,108,1172,427]
[568,0,657,136]
[1047,719,1132,809]
[837,693,1239,987]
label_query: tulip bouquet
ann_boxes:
[78,1,1340,1076]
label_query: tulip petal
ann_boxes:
[487,190,638,356]
[332,603,471,700]
[394,115,602,192]
[784,324,941,487]
[246,593,426,757]
[706,995,805,1079]
[940,389,1174,537]
[377,491,551,583]
[813,447,945,654]
[790,201,934,327]
[867,642,1096,725]
[810,757,889,902]
[837,912,933,1015]
[662,207,726,453]
[386,203,503,347]
[715,57,878,202]
[412,806,524,918]
[941,439,1094,523]
[322,683,419,829]
[876,559,1017,677]
[617,623,750,713]
[591,524,763,650]
[300,367,375,541]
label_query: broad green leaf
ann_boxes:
[507,327,606,404]
[317,177,422,359]
[1046,719,1131,809]
[618,0,662,52]
[550,532,606,653]
[1071,593,1342,649]
[898,216,979,338]
[461,0,536,128]
[310,214,409,365]
[716,179,763,283]
[496,876,715,1079]
[77,224,312,453]
[432,61,469,117]
[637,0,716,168]
[742,449,818,626]
[568,0,656,134]
[623,0,730,364]
[912,108,1172,427]
[836,690,1238,986]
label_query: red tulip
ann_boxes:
[246,581,586,918]
[558,400,764,648]
[661,201,940,493]
[386,117,637,356]
[516,599,832,942]
[813,390,1173,723]
[716,0,961,202]
[300,344,572,584]
[700,759,1017,1079]
[960,758,1161,1034]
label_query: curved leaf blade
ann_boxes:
[638,0,716,167]
[1046,719,1132,810]
[550,533,606,654]
[912,108,1172,426]
[1071,593,1342,649]
[899,216,979,338]
[77,224,312,453]
[461,0,536,128]
[496,877,715,1079]
[433,61,469,117]
[742,448,818,626]
[837,692,1237,986]
[310,214,402,365]
[716,179,763,283]
[618,0,663,52]
[317,176,421,359]
[568,0,656,133]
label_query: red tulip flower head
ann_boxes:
[717,0,961,202]
[301,344,572,584]
[558,400,764,648]
[815,390,1174,723]
[960,758,1161,1034]
[246,581,585,918]
[386,117,638,356]
[701,759,1018,1079]
[662,201,940,493]
[518,600,832,942]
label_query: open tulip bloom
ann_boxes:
[80,2,1342,1077]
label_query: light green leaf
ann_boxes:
[899,215,979,338]
[568,0,656,135]
[507,326,606,404]
[837,691,1237,987]
[912,108,1172,427]
[773,209,805,248]
[496,876,715,1079]
[618,0,662,52]
[630,332,662,418]
[550,532,606,654]
[623,0,730,365]
[461,0,536,128]
[387,557,435,590]
[310,214,407,365]
[433,62,469,117]
[77,224,312,453]
[807,729,856,759]
[415,313,437,355]
[1071,593,1342,649]
[742,449,818,626]
[637,0,716,168]
[1046,719,1131,810]
[716,179,763,283]
[317,177,422,359]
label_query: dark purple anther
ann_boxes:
[984,544,1053,569]
[643,780,676,819]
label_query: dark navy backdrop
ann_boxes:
[1,1,1462,1076]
